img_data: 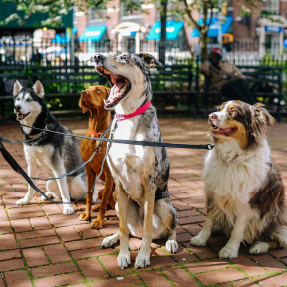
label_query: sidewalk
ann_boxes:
[0,119,286,287]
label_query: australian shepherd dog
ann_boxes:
[190,100,287,258]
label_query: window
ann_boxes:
[88,7,106,22]
[262,0,280,15]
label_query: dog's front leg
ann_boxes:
[16,161,40,206]
[135,188,155,269]
[117,181,130,269]
[219,214,247,259]
[52,165,74,215]
[79,167,95,222]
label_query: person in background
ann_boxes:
[200,47,255,105]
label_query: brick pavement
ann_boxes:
[0,118,287,287]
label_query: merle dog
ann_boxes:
[94,53,178,269]
[13,80,96,214]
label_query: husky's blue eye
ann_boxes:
[27,99,32,102]
[17,98,20,101]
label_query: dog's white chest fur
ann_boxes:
[24,144,55,176]
[108,118,154,205]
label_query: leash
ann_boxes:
[0,119,214,150]
[0,125,115,204]
[30,126,111,181]
[0,130,47,144]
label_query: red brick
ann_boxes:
[22,247,49,267]
[178,215,205,225]
[53,218,89,228]
[44,244,71,263]
[186,258,230,274]
[91,274,142,287]
[0,221,12,234]
[182,224,202,236]
[0,210,8,221]
[163,266,200,287]
[74,224,101,239]
[9,211,44,220]
[71,246,114,260]
[208,236,229,247]
[100,226,119,236]
[186,243,218,259]
[233,280,260,287]
[4,270,32,287]
[268,247,287,258]
[41,204,63,215]
[16,229,56,240]
[196,268,245,285]
[9,205,42,214]
[171,200,190,211]
[230,255,267,277]
[11,219,32,232]
[134,255,176,269]
[250,254,287,273]
[31,262,77,278]
[140,270,173,287]
[0,277,3,287]
[34,272,84,287]
[100,255,132,276]
[0,259,24,271]
[65,237,103,251]
[56,226,81,242]
[256,272,287,287]
[0,249,21,261]
[29,217,52,230]
[77,257,108,280]
[0,234,18,250]
[167,244,197,262]
[19,236,59,248]
[177,210,201,218]
[176,232,192,243]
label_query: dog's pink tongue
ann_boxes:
[213,128,233,134]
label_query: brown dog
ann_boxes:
[79,85,115,229]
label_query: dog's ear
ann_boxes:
[32,80,45,98]
[135,53,164,68]
[249,103,274,145]
[13,80,24,96]
[79,98,88,113]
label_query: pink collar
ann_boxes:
[116,100,151,121]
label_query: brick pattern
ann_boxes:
[0,119,286,287]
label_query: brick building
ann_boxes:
[74,0,287,54]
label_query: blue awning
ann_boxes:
[191,16,233,37]
[147,20,184,40]
[51,28,77,44]
[78,26,107,42]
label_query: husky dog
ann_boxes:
[13,80,94,215]
[94,53,178,269]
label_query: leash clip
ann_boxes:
[207,144,214,150]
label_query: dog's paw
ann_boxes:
[219,246,238,259]
[134,251,150,269]
[117,252,131,270]
[41,192,53,201]
[16,197,30,206]
[101,234,119,248]
[63,206,75,215]
[249,241,269,255]
[166,240,178,254]
[92,204,100,212]
[91,219,104,229]
[79,212,90,221]
[190,235,207,246]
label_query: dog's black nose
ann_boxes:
[15,105,21,111]
[208,113,218,121]
[94,54,105,63]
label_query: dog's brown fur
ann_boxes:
[79,85,115,229]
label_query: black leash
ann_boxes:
[0,118,214,150]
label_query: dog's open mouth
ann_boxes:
[16,112,30,121]
[211,124,237,135]
[96,67,131,109]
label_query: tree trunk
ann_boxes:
[200,31,208,60]
[159,0,168,65]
